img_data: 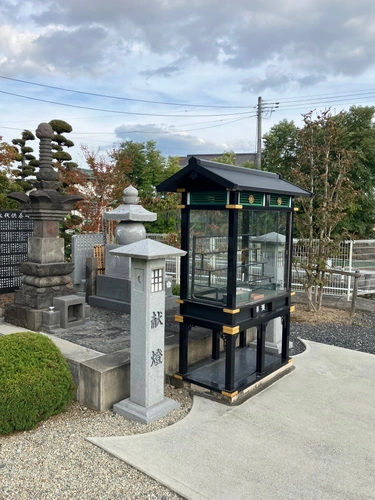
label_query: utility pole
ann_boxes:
[257,96,262,170]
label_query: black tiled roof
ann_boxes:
[158,156,311,197]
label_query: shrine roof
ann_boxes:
[157,156,312,197]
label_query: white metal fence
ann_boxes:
[292,239,375,298]
[148,235,375,297]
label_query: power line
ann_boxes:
[0,90,254,118]
[0,74,254,110]
[265,88,375,103]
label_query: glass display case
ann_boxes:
[188,209,290,308]
[157,157,311,397]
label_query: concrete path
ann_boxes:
[88,341,375,500]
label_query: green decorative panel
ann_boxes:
[240,191,264,206]
[269,194,291,207]
[189,192,228,205]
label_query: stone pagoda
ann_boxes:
[5,122,83,330]
[88,185,156,312]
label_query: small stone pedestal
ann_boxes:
[111,239,186,424]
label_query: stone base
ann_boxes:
[4,303,43,331]
[14,282,74,309]
[88,295,130,313]
[113,397,180,424]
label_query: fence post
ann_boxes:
[176,256,181,285]
[350,272,360,318]
[347,240,353,301]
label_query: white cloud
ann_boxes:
[1,0,375,162]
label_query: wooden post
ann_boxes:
[85,257,98,302]
[350,272,361,318]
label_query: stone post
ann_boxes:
[111,238,186,424]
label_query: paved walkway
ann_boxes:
[89,340,375,500]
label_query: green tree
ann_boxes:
[111,140,179,199]
[262,108,375,238]
[336,106,375,236]
[212,150,255,169]
[0,137,20,209]
[49,119,77,170]
[262,119,299,177]
[11,129,38,192]
[212,151,237,165]
[291,110,357,311]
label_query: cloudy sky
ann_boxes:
[1,0,375,167]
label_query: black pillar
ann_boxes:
[225,334,236,391]
[212,330,221,360]
[256,323,266,374]
[281,313,290,362]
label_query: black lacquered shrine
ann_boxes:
[157,157,311,397]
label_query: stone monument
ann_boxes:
[88,185,156,312]
[111,238,186,424]
[4,122,83,330]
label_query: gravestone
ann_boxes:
[71,233,103,290]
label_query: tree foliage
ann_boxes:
[11,129,38,192]
[262,106,375,238]
[0,137,20,209]
[111,140,177,199]
[49,119,77,171]
[212,150,255,169]
[264,110,357,311]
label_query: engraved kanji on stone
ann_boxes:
[150,348,163,367]
[151,311,163,329]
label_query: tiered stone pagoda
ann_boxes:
[5,122,83,330]
[88,185,157,312]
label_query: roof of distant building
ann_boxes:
[178,153,257,168]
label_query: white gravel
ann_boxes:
[0,385,192,500]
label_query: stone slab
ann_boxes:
[78,350,131,411]
[88,295,131,313]
[105,244,131,279]
[95,275,131,302]
[4,303,43,331]
[71,233,103,285]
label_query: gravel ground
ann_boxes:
[1,307,375,499]
[0,385,191,500]
[290,310,375,356]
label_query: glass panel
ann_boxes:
[237,210,290,307]
[188,210,229,305]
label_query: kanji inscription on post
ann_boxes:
[150,348,163,367]
[151,311,163,329]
